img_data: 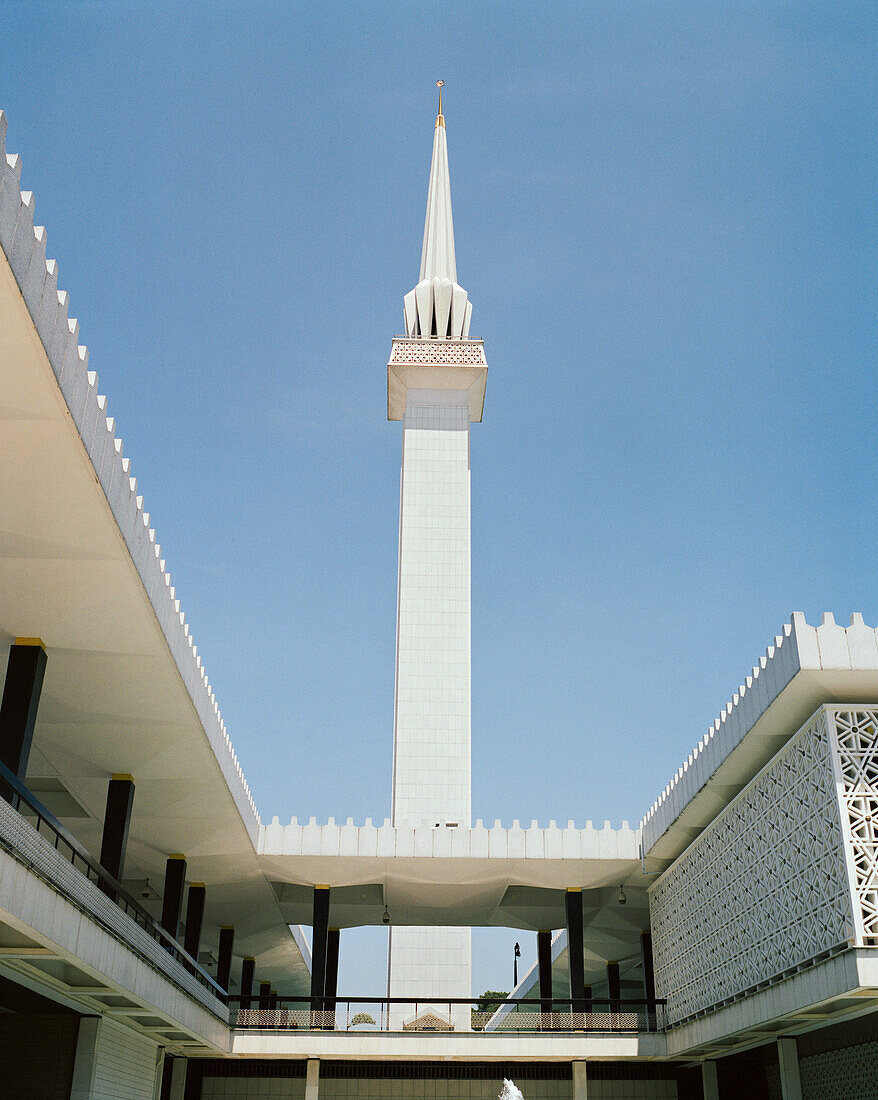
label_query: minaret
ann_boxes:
[386,85,488,1029]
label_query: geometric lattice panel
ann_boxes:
[650,709,854,1024]
[829,709,878,946]
[800,1039,878,1100]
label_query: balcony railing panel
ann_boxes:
[0,760,227,1017]
[228,997,666,1034]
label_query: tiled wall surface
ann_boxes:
[392,398,471,827]
[390,393,473,1013]
[387,925,472,1030]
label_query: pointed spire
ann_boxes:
[403,84,473,340]
[420,81,456,283]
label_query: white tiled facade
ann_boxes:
[391,395,471,827]
[389,392,472,1024]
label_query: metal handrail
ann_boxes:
[226,996,667,1006]
[227,995,667,1034]
[0,760,225,1002]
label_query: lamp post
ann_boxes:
[513,941,521,988]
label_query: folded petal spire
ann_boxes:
[403,87,472,340]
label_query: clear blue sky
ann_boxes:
[2,1,876,996]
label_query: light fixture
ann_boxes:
[617,885,627,906]
[382,906,390,925]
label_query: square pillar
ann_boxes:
[702,1061,719,1100]
[99,775,135,884]
[69,1017,101,1100]
[325,927,339,1026]
[640,931,656,1028]
[0,639,47,799]
[259,981,271,1010]
[161,855,186,939]
[777,1037,802,1100]
[217,926,235,993]
[183,883,206,962]
[305,1059,319,1100]
[310,886,330,1014]
[607,961,621,1016]
[240,957,255,1009]
[168,1057,187,1100]
[573,1061,587,1100]
[565,889,586,1014]
[536,930,552,1010]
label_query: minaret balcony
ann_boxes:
[387,336,488,422]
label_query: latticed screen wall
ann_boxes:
[650,706,878,1024]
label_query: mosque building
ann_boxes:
[0,89,876,1100]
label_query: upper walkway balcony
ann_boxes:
[0,761,230,1053]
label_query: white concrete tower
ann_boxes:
[385,87,488,1029]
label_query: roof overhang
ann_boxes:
[0,119,308,994]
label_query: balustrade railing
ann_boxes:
[228,996,666,1033]
[0,759,226,1004]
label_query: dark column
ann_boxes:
[607,960,621,1016]
[99,776,135,885]
[310,886,330,1014]
[565,889,586,1014]
[161,855,187,939]
[217,927,235,993]
[259,981,271,1010]
[641,930,656,1029]
[0,640,47,800]
[325,928,340,1027]
[240,957,255,1009]
[183,884,206,961]
[537,930,553,1015]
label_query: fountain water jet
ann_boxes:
[498,1081,524,1100]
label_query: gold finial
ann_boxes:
[436,80,445,128]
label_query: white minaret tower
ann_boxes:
[385,85,488,1029]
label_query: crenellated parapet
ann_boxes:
[641,611,878,856]
[260,816,639,861]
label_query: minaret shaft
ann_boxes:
[386,92,486,1029]
[387,391,473,1029]
[391,393,472,828]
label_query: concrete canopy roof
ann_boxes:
[0,112,309,995]
[259,818,641,929]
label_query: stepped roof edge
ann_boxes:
[0,109,260,839]
[640,611,878,854]
[260,817,640,860]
